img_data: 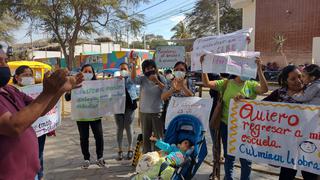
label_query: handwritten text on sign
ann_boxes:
[228,100,320,175]
[156,46,185,68]
[20,84,61,137]
[191,28,252,71]
[202,51,260,78]
[165,97,212,131]
[71,79,125,120]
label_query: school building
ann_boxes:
[231,0,320,66]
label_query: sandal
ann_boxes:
[126,150,134,160]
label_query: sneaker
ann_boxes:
[81,160,90,169]
[116,151,123,161]
[126,150,134,160]
[96,158,106,168]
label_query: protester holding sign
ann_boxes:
[0,49,83,179]
[131,57,166,153]
[201,55,268,180]
[114,62,138,161]
[161,61,195,128]
[161,61,195,100]
[13,65,51,180]
[65,64,106,169]
[263,65,319,180]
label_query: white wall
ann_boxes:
[313,37,320,65]
[75,42,121,55]
[242,0,256,51]
[31,51,63,59]
[231,0,256,51]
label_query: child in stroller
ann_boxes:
[133,114,207,180]
[133,135,193,180]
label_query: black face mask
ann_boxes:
[144,70,156,77]
[0,67,11,87]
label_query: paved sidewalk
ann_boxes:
[43,115,280,179]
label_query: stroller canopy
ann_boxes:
[164,114,204,147]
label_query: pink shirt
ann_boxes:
[0,85,40,180]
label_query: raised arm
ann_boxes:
[255,57,269,94]
[200,55,218,89]
[0,70,83,137]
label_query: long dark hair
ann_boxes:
[303,64,320,80]
[174,61,188,72]
[81,64,97,80]
[278,65,297,88]
[13,65,33,84]
[142,59,158,74]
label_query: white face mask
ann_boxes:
[83,73,93,80]
[21,77,35,86]
[120,70,129,77]
[174,71,186,79]
[166,74,174,80]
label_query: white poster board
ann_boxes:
[156,46,186,68]
[202,51,260,78]
[191,28,253,71]
[228,99,320,175]
[71,79,126,120]
[20,84,61,137]
[165,97,213,131]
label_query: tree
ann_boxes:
[0,1,22,43]
[0,11,21,43]
[17,0,146,69]
[170,21,191,40]
[148,39,168,50]
[186,0,242,37]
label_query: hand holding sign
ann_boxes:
[255,57,262,69]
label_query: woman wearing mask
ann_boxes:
[201,55,268,180]
[65,64,105,169]
[161,61,195,100]
[131,58,166,153]
[114,63,138,160]
[263,65,319,180]
[13,65,47,180]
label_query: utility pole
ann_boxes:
[216,0,220,35]
[143,32,146,49]
[126,0,130,48]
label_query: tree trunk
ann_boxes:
[68,46,75,71]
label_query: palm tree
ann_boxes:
[170,21,191,39]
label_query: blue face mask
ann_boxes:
[0,67,11,87]
[240,76,251,81]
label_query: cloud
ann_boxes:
[169,15,185,24]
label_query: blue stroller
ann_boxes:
[160,114,208,180]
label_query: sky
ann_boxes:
[11,0,197,44]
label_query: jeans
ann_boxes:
[221,122,252,180]
[76,120,104,160]
[140,112,164,153]
[114,108,135,151]
[36,134,46,180]
[279,167,319,180]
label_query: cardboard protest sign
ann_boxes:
[71,79,125,120]
[20,84,61,137]
[155,46,185,68]
[191,28,252,71]
[165,97,213,131]
[202,51,260,78]
[228,100,320,175]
